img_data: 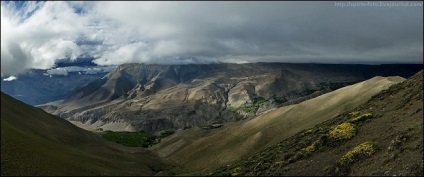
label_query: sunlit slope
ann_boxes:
[210,70,423,176]
[151,76,405,174]
[1,92,165,176]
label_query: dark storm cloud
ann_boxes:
[1,1,422,76]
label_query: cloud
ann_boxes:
[44,66,116,76]
[46,68,68,76]
[1,2,423,76]
[1,1,87,76]
[3,76,17,81]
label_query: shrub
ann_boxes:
[329,123,356,140]
[301,129,314,136]
[255,97,270,107]
[274,161,288,168]
[348,113,373,123]
[241,106,256,113]
[227,106,237,112]
[231,167,242,176]
[238,97,270,113]
[348,111,360,117]
[302,140,319,153]
[339,142,376,165]
[274,161,287,166]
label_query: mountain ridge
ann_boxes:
[41,63,422,133]
[150,75,406,174]
[207,70,423,176]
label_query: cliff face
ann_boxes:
[41,63,422,133]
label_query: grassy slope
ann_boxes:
[209,70,423,176]
[151,76,405,174]
[1,92,166,176]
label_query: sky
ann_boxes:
[1,1,423,76]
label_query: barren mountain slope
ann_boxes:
[41,63,422,133]
[209,70,423,176]
[1,92,166,176]
[150,75,405,174]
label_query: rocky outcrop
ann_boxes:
[42,63,423,133]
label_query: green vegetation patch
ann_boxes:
[328,122,356,140]
[102,131,157,148]
[227,105,237,112]
[339,142,376,165]
[255,97,270,107]
[159,130,175,138]
[240,105,256,113]
[237,96,270,113]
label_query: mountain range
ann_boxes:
[2,65,422,176]
[40,63,422,134]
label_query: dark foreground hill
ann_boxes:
[0,92,166,176]
[208,70,423,176]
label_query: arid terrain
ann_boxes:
[2,64,422,176]
[1,92,166,176]
[207,70,423,176]
[1,1,422,176]
[40,63,421,134]
[150,74,406,174]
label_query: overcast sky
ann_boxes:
[1,1,422,76]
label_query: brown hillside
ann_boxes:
[1,92,166,176]
[151,75,405,174]
[209,70,423,176]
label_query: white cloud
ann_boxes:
[3,76,17,81]
[1,1,88,76]
[1,2,422,76]
[46,68,68,76]
[94,42,148,65]
[44,66,117,76]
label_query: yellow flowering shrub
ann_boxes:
[302,140,319,152]
[329,123,356,140]
[274,161,288,167]
[348,111,360,117]
[348,113,373,123]
[339,142,376,165]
